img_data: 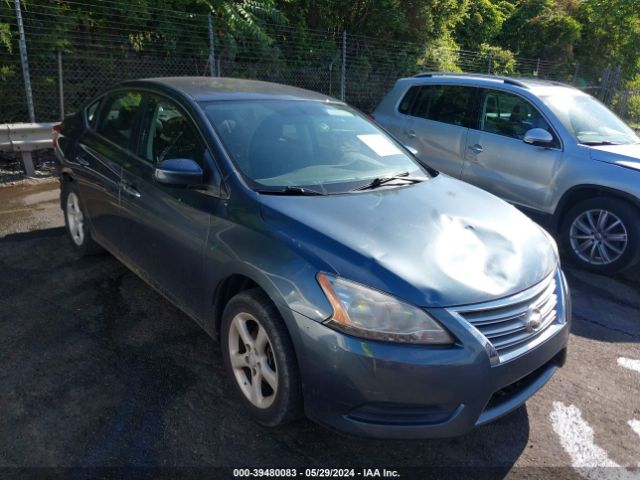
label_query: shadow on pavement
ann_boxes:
[0,227,531,471]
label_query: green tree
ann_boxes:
[574,0,640,81]
[480,43,516,75]
[499,0,581,64]
[456,0,514,50]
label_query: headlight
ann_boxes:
[317,273,454,345]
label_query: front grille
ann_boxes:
[449,271,563,364]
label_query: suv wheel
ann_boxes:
[561,197,640,274]
[62,182,102,256]
[221,289,303,426]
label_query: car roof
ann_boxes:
[120,77,340,103]
[405,72,587,97]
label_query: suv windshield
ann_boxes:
[541,93,639,146]
[201,100,428,193]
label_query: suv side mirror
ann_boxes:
[154,158,203,187]
[524,128,554,147]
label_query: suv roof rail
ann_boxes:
[413,72,529,89]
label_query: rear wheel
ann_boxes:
[62,182,102,256]
[561,197,640,274]
[221,289,303,426]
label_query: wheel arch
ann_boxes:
[554,185,640,231]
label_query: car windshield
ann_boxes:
[201,100,428,193]
[541,93,639,146]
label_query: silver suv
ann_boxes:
[374,72,640,274]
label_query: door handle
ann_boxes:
[468,144,483,154]
[75,154,90,166]
[405,129,416,138]
[121,181,141,198]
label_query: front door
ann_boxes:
[118,93,220,321]
[461,89,563,211]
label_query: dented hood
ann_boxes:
[259,175,557,308]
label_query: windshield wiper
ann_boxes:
[352,172,425,191]
[256,186,326,196]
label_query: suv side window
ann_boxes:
[480,90,554,142]
[400,85,475,127]
[96,91,143,149]
[138,95,206,166]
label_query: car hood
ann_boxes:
[590,143,640,172]
[259,175,557,308]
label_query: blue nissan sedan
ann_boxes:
[54,77,570,439]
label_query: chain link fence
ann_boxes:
[1,2,638,128]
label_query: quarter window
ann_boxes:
[96,91,142,149]
[86,99,102,128]
[480,90,553,141]
[139,95,205,166]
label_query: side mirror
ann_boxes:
[524,128,554,147]
[404,145,419,156]
[154,158,203,187]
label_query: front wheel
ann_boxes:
[561,197,640,274]
[221,289,303,427]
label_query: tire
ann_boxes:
[221,289,303,427]
[61,181,103,256]
[560,197,640,274]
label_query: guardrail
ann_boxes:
[0,123,56,176]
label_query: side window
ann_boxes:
[139,96,206,166]
[398,87,419,114]
[480,90,553,141]
[96,91,142,149]
[86,98,102,128]
[423,86,474,127]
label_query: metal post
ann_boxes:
[340,31,346,101]
[487,55,493,74]
[57,51,64,120]
[573,62,579,84]
[14,0,35,122]
[208,12,216,77]
[535,58,540,77]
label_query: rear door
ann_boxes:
[461,89,562,210]
[73,90,143,253]
[400,84,476,177]
[118,93,220,321]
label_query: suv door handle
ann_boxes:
[121,181,141,198]
[468,144,483,154]
[405,129,416,138]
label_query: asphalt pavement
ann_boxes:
[0,180,638,479]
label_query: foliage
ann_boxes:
[456,0,514,50]
[499,0,581,64]
[417,35,462,72]
[479,43,516,75]
[574,0,640,81]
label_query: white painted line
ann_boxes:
[618,357,640,374]
[629,419,640,440]
[550,402,639,480]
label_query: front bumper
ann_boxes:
[283,273,571,439]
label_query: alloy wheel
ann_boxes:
[66,192,85,246]
[569,209,628,266]
[228,312,278,409]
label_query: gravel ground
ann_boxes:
[0,182,638,479]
